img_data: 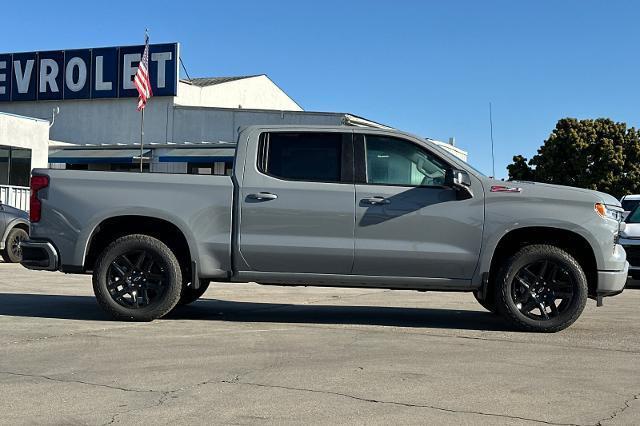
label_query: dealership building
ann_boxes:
[0,42,467,209]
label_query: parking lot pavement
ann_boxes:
[0,263,639,425]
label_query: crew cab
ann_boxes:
[21,125,628,332]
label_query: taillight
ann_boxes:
[30,175,49,222]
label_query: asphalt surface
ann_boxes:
[0,262,639,425]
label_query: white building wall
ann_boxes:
[171,107,345,143]
[0,112,49,169]
[1,97,174,145]
[432,140,468,162]
[0,75,303,146]
[176,75,302,111]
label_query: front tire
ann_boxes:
[2,227,28,263]
[92,234,182,321]
[495,244,588,333]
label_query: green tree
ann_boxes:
[506,155,534,181]
[507,118,639,199]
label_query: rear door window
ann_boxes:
[259,132,350,183]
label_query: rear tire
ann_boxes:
[2,227,28,263]
[178,280,210,305]
[92,234,182,321]
[495,244,588,333]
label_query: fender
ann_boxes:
[78,207,201,270]
[0,217,29,251]
[471,221,601,288]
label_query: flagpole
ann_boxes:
[138,28,150,173]
[139,107,145,172]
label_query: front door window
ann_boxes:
[365,136,447,187]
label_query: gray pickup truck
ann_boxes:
[21,125,628,332]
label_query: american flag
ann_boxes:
[134,34,153,111]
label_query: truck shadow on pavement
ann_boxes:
[0,293,513,332]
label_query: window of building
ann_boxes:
[66,164,89,171]
[65,163,150,172]
[364,136,447,187]
[0,147,9,185]
[10,148,32,186]
[259,132,343,183]
[187,161,233,175]
[110,163,150,172]
[0,146,32,187]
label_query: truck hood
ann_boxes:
[500,180,622,207]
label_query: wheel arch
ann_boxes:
[83,215,195,275]
[2,218,29,245]
[485,226,598,297]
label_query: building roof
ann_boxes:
[0,111,49,123]
[180,75,263,87]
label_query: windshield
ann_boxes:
[622,199,640,212]
[626,206,640,224]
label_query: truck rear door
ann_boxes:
[236,130,355,274]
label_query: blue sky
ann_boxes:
[2,0,639,177]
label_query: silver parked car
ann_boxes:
[0,203,29,263]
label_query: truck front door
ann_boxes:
[237,131,355,274]
[352,134,484,280]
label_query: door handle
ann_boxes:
[361,196,390,205]
[247,192,278,201]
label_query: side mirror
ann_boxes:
[445,168,473,196]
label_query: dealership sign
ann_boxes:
[0,43,178,102]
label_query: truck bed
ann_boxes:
[30,169,234,278]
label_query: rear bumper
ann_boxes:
[20,240,59,271]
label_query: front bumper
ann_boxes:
[597,261,628,297]
[20,240,59,271]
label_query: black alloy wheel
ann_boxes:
[495,244,588,332]
[93,234,182,321]
[511,260,575,320]
[106,250,169,309]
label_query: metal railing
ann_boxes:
[0,185,30,212]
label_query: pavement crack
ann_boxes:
[220,379,577,425]
[303,290,392,305]
[0,371,155,393]
[595,392,640,425]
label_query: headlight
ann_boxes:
[595,203,623,222]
